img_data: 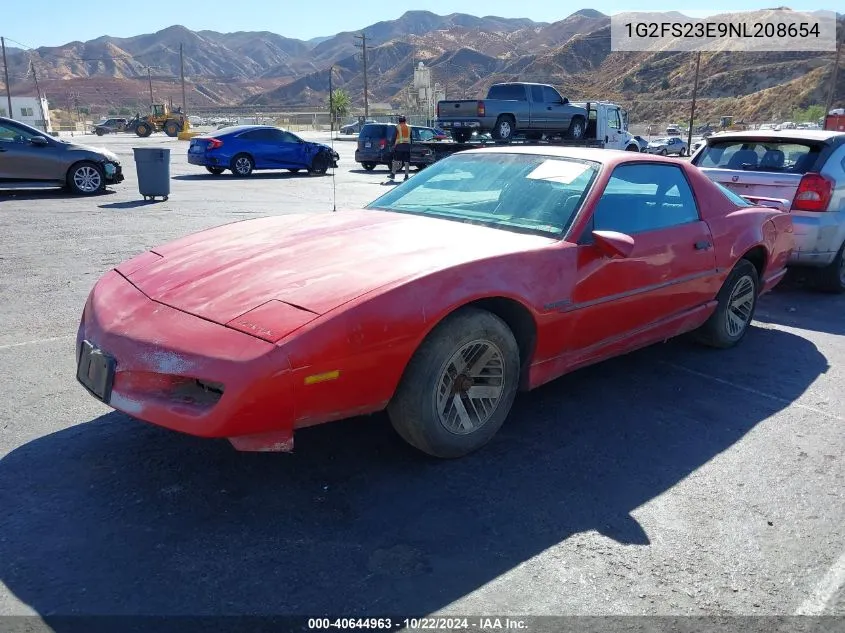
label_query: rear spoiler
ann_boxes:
[741,195,790,210]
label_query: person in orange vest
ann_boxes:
[389,115,411,181]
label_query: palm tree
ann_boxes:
[326,89,351,126]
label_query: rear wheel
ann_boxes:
[694,259,759,348]
[491,116,515,141]
[387,307,520,458]
[230,153,254,177]
[814,241,845,294]
[205,166,224,175]
[361,162,376,171]
[565,116,586,140]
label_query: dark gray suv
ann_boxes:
[0,116,124,195]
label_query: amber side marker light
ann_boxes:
[304,370,341,385]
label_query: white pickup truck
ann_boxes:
[690,129,845,293]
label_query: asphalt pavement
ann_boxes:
[0,131,843,628]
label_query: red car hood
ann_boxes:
[117,209,552,324]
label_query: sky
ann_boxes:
[0,0,835,48]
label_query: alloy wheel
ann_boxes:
[434,339,506,435]
[73,166,102,193]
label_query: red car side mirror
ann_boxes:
[592,230,635,258]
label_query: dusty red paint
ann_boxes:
[77,149,794,451]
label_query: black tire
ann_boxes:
[230,153,254,177]
[205,166,224,175]
[452,129,472,143]
[387,307,520,458]
[361,162,376,171]
[287,168,301,173]
[694,259,759,349]
[565,116,586,140]
[308,151,330,175]
[659,148,668,156]
[626,144,640,151]
[525,131,543,141]
[491,116,515,141]
[164,120,181,137]
[814,241,845,294]
[135,123,152,138]
[95,129,104,136]
[67,161,105,195]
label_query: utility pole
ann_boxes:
[825,20,843,115]
[1,37,12,120]
[353,32,369,118]
[687,51,702,150]
[328,65,334,134]
[179,43,187,115]
[147,67,153,107]
[29,58,47,133]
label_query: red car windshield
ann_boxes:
[366,153,600,238]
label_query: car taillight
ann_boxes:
[477,101,485,117]
[378,139,386,149]
[207,138,223,149]
[792,173,833,212]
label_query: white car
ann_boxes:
[691,129,845,292]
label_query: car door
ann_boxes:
[277,131,308,167]
[604,108,624,149]
[528,85,546,129]
[0,120,60,182]
[565,162,718,354]
[542,85,573,132]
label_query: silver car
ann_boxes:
[644,136,689,156]
[691,129,845,292]
[0,116,124,195]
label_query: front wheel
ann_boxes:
[387,307,520,459]
[694,259,759,348]
[361,162,376,171]
[67,162,105,195]
[309,151,330,175]
[135,122,152,137]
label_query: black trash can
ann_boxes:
[133,147,171,201]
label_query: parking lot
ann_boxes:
[1,131,844,623]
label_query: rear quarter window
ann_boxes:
[487,85,527,101]
[694,139,823,173]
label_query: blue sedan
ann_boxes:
[187,125,339,177]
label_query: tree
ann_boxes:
[326,89,351,124]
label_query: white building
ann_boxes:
[0,96,53,133]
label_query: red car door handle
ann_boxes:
[694,241,712,250]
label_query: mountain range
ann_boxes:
[4,9,843,123]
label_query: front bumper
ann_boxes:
[787,213,845,267]
[76,270,296,442]
[103,162,124,184]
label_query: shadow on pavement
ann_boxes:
[172,172,307,181]
[99,200,163,209]
[0,326,828,619]
[0,189,116,202]
[756,271,845,336]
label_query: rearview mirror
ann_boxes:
[30,136,49,146]
[592,230,635,258]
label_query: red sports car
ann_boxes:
[76,147,794,458]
